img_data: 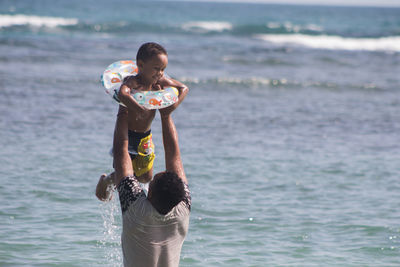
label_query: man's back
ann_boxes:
[118,176,191,267]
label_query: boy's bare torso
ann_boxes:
[124,75,158,133]
[127,108,156,133]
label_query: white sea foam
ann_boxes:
[179,76,289,87]
[255,34,400,52]
[0,14,78,28]
[182,21,233,33]
[266,22,323,33]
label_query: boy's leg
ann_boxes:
[136,168,153,184]
[132,153,154,183]
[131,132,155,183]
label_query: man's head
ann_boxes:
[136,42,168,84]
[148,171,186,215]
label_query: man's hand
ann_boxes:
[159,102,176,118]
[157,76,189,117]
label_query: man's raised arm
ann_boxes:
[112,106,134,185]
[95,106,133,201]
[160,113,187,184]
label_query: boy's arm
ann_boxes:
[160,110,187,184]
[118,77,146,113]
[118,84,146,113]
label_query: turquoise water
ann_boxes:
[1,1,400,266]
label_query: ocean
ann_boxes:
[0,0,399,266]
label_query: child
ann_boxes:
[109,42,188,185]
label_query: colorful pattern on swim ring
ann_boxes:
[101,60,179,109]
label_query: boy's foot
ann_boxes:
[96,173,115,201]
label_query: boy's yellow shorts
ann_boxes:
[127,131,155,177]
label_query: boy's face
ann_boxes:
[138,54,168,85]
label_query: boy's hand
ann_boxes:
[153,75,174,91]
[123,75,138,89]
[152,82,163,91]
[156,76,176,88]
[157,76,189,97]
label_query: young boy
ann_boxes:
[108,42,188,185]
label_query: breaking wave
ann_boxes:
[1,14,399,53]
[182,21,233,33]
[255,34,400,52]
[179,76,385,91]
[0,14,78,28]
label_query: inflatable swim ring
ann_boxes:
[101,60,179,109]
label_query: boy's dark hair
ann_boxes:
[136,42,167,62]
[150,171,185,215]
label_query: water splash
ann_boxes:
[97,189,122,267]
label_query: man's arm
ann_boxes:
[112,106,134,185]
[160,113,188,184]
[95,106,134,201]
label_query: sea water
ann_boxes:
[0,0,399,266]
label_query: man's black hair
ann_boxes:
[150,171,185,215]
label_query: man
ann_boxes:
[96,105,191,267]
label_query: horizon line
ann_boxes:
[158,0,400,8]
